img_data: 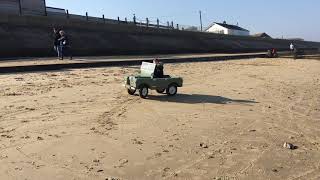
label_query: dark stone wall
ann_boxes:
[0,13,319,58]
[0,0,20,15]
[20,0,46,16]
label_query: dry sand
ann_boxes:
[0,58,319,180]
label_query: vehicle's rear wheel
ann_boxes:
[167,84,177,96]
[139,85,149,98]
[156,89,165,94]
[127,88,136,95]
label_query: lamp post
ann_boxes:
[133,14,136,24]
[18,0,22,15]
[43,0,47,16]
[199,10,203,32]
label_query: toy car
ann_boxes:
[124,62,183,98]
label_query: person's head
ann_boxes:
[153,58,159,64]
[59,30,65,36]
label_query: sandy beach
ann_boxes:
[0,58,320,180]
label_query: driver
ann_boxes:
[153,58,164,78]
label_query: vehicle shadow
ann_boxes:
[147,93,258,105]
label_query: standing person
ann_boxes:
[290,43,295,52]
[293,47,299,60]
[53,28,61,58]
[58,30,72,60]
[272,48,278,58]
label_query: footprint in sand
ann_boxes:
[21,135,30,139]
[147,152,162,160]
[1,134,13,138]
[105,177,121,180]
[114,159,129,168]
[5,92,22,96]
[132,138,144,145]
[14,77,24,81]
[16,106,25,110]
[25,107,36,111]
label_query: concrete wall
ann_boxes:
[0,0,45,16]
[227,29,250,36]
[0,0,20,15]
[20,0,46,15]
[0,13,319,58]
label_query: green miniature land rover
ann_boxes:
[125,62,183,98]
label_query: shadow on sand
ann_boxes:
[147,93,258,105]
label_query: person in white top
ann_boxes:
[290,43,295,51]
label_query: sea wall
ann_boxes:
[0,13,319,57]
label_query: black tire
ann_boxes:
[139,85,149,98]
[127,88,136,95]
[166,84,178,96]
[156,89,165,94]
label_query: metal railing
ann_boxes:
[45,10,205,32]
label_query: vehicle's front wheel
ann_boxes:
[139,86,149,98]
[127,88,136,95]
[167,84,177,96]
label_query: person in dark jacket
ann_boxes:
[153,58,164,78]
[58,30,72,60]
[53,28,61,58]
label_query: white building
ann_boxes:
[206,22,250,36]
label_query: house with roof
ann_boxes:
[205,21,250,36]
[252,32,272,39]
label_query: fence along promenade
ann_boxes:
[46,9,201,32]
